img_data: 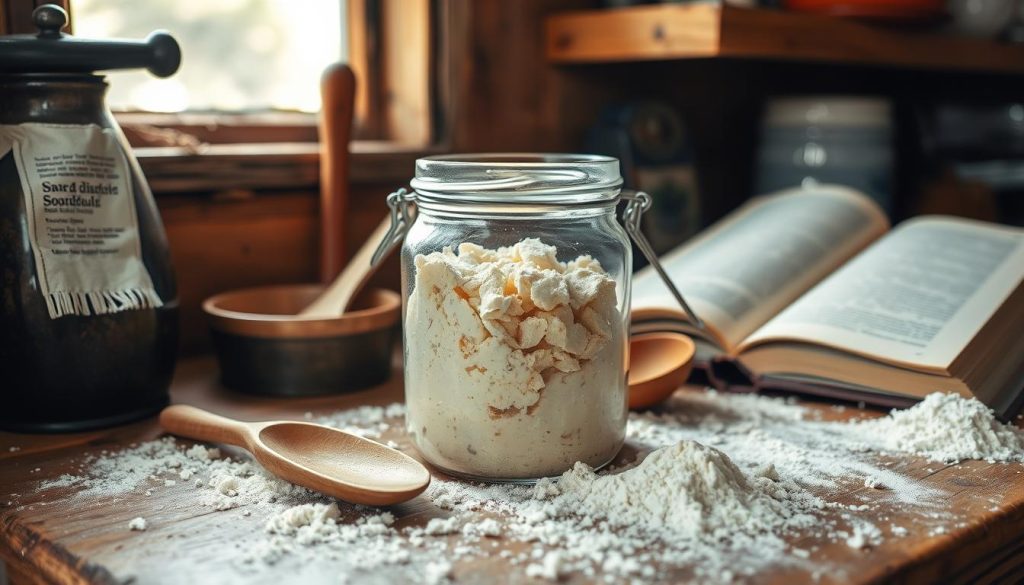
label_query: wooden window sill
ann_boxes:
[136,141,443,193]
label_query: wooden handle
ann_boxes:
[319,63,357,283]
[158,405,251,448]
[299,215,392,318]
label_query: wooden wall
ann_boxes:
[158,0,596,356]
[149,0,1024,358]
[158,182,398,356]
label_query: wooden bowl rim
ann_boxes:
[629,331,696,385]
[203,286,401,339]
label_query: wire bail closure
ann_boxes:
[620,190,705,330]
[370,187,705,330]
[370,187,416,267]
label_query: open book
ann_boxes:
[632,186,1024,418]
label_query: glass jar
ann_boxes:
[391,154,634,481]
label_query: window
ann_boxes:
[64,0,432,149]
[74,0,347,114]
[1,0,435,188]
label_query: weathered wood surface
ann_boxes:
[546,3,1024,73]
[2,358,1024,584]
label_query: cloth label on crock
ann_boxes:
[0,123,162,319]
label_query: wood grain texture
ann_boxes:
[319,63,357,282]
[546,3,1024,73]
[443,0,610,153]
[153,179,407,357]
[381,0,432,146]
[3,358,1024,584]
[157,192,320,355]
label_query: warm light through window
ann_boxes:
[75,0,347,113]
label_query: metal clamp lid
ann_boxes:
[0,4,181,77]
[620,190,705,329]
[370,188,416,267]
[371,187,705,330]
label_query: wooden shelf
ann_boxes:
[546,4,1024,74]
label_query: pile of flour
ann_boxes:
[534,441,812,542]
[31,391,1024,584]
[840,392,1024,463]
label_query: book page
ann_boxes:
[742,217,1024,371]
[632,186,889,351]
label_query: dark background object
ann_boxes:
[755,95,894,214]
[0,5,180,432]
[586,101,700,267]
[0,4,180,77]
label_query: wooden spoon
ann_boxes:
[159,405,430,506]
[628,332,696,410]
[299,215,393,318]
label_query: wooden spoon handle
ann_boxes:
[159,405,251,448]
[299,215,392,318]
[319,63,356,283]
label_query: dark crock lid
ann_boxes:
[0,4,180,77]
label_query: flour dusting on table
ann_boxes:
[841,392,1024,463]
[32,391,1024,584]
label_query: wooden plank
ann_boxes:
[136,143,321,193]
[152,181,404,357]
[380,0,432,146]
[446,0,611,153]
[546,4,1024,74]
[157,192,320,355]
[546,4,720,63]
[4,359,1024,583]
[135,143,431,193]
[718,5,1024,73]
[348,0,383,140]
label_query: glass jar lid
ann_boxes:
[410,153,623,205]
[373,153,707,330]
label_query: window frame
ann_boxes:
[0,0,439,188]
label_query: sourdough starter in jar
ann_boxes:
[405,238,626,480]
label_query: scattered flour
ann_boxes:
[128,517,147,531]
[841,393,1024,463]
[423,516,461,536]
[525,551,564,580]
[31,391,1024,584]
[864,476,885,489]
[844,521,883,549]
[39,438,308,512]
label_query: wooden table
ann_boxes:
[2,358,1024,584]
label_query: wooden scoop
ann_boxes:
[628,332,696,409]
[299,216,393,318]
[159,405,430,506]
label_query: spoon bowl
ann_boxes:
[257,422,430,495]
[160,405,430,506]
[628,332,696,409]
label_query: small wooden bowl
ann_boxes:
[203,285,401,396]
[628,332,696,410]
